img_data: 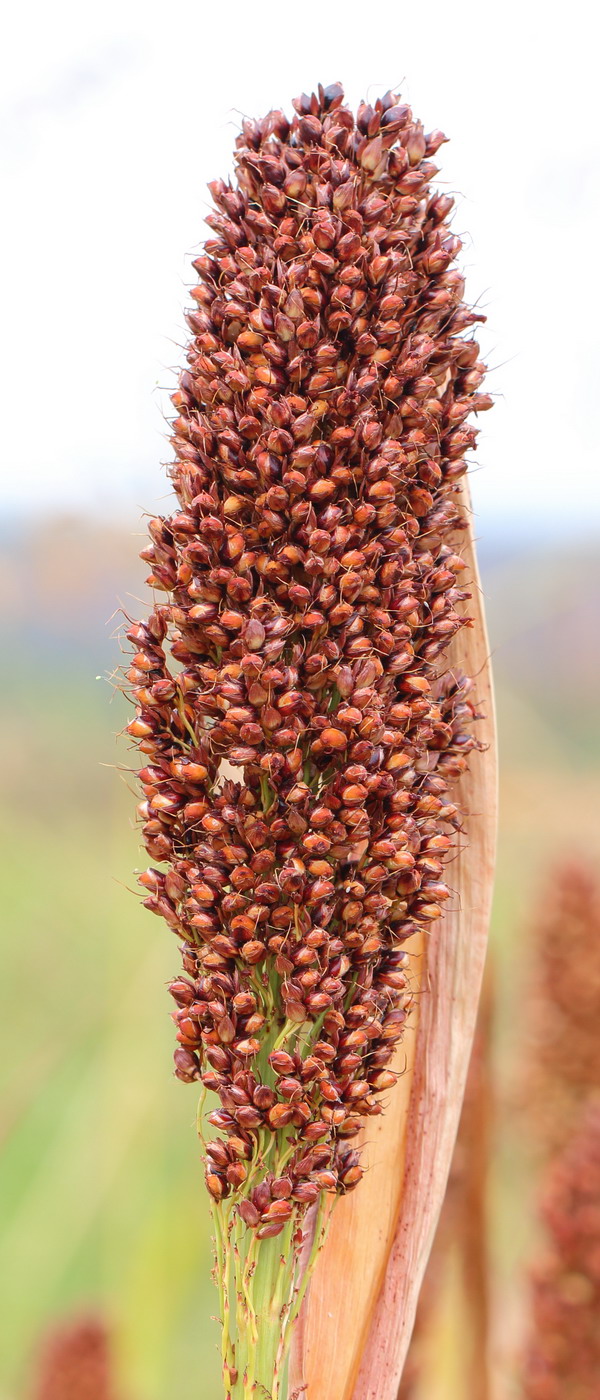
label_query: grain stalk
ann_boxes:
[124,80,496,1400]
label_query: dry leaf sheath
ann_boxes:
[124,81,496,1400]
[522,863,600,1158]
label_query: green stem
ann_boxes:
[211,1191,331,1400]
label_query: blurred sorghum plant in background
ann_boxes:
[521,862,600,1158]
[521,1102,600,1399]
[30,1316,121,1400]
[398,966,493,1400]
[124,79,491,1398]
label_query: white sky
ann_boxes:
[1,0,599,537]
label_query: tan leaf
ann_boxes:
[290,484,497,1400]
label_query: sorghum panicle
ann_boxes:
[398,970,493,1400]
[31,1317,119,1400]
[522,1102,600,1399]
[125,80,490,1245]
[522,862,600,1158]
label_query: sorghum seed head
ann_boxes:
[31,1316,118,1400]
[521,862,600,1157]
[522,1103,600,1398]
[126,79,488,1232]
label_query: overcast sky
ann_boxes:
[2,0,599,538]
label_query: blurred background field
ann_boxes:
[2,0,600,1392]
[0,514,598,1400]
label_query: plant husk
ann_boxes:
[290,493,496,1400]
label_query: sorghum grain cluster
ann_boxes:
[522,863,600,1158]
[522,1103,600,1400]
[126,81,490,1240]
[32,1317,118,1400]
